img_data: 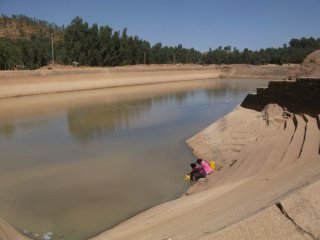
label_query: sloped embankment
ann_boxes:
[88,80,320,240]
[289,49,320,79]
[219,64,294,80]
[0,65,220,99]
[186,78,320,240]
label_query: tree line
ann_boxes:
[0,16,319,70]
[202,37,320,65]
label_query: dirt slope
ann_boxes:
[205,180,320,240]
[289,50,320,79]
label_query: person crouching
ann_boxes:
[196,159,213,175]
[189,163,206,181]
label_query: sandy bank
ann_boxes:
[207,180,320,240]
[0,217,30,240]
[219,64,295,79]
[289,50,320,79]
[0,64,293,99]
[0,65,220,99]
[90,103,319,240]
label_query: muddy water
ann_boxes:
[0,79,268,240]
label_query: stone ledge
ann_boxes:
[241,79,320,113]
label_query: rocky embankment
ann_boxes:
[242,77,320,112]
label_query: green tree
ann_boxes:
[64,16,89,65]
[87,23,100,66]
[99,25,113,66]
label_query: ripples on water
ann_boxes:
[0,79,268,239]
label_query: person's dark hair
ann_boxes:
[190,163,197,169]
[196,159,203,164]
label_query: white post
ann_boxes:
[51,33,54,65]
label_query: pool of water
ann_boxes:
[0,79,269,239]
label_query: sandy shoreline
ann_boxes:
[0,64,292,99]
[0,65,219,99]
[2,63,319,240]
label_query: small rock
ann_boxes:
[23,229,32,236]
[41,233,51,240]
[59,234,64,238]
[41,236,50,240]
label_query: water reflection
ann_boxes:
[66,91,195,142]
[205,82,248,99]
[0,80,265,142]
[66,85,251,142]
[0,80,258,141]
[0,80,213,139]
[0,123,15,138]
[67,99,152,142]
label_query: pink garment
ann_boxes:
[201,161,212,174]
